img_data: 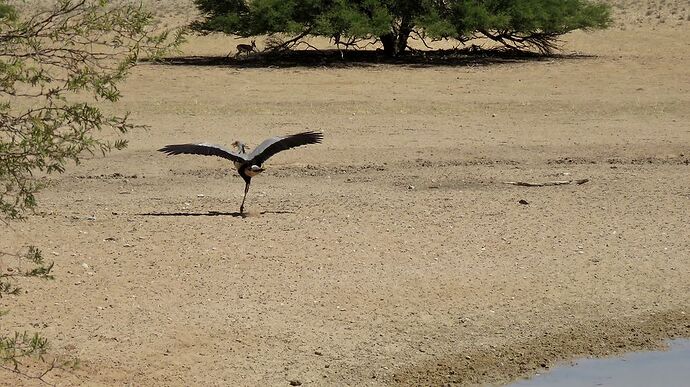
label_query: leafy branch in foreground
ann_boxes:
[1,246,53,298]
[0,331,79,384]
[1,332,49,371]
[0,0,184,220]
[1,0,183,383]
[0,246,73,383]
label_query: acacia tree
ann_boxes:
[192,0,611,56]
[1,0,181,381]
[1,0,183,220]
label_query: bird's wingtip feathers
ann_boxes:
[297,131,324,144]
[158,145,173,153]
[157,144,183,155]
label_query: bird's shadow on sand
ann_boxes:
[137,210,294,218]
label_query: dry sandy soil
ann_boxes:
[2,1,690,386]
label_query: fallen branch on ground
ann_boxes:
[503,179,589,187]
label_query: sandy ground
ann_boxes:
[2,1,690,386]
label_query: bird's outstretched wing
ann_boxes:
[158,143,246,163]
[248,131,323,166]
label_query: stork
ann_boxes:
[158,131,323,214]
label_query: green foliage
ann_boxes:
[0,2,16,21]
[0,331,79,381]
[1,332,49,369]
[0,0,184,220]
[0,246,53,299]
[193,0,611,55]
[448,0,611,52]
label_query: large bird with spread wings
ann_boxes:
[159,131,323,214]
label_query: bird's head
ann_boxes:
[231,140,249,154]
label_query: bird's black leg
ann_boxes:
[240,181,250,214]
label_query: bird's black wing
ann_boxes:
[158,143,246,163]
[248,131,323,166]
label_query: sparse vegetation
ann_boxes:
[0,246,70,382]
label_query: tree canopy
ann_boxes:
[192,0,612,56]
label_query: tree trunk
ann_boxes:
[380,33,397,57]
[396,23,412,54]
[379,18,412,58]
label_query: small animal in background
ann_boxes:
[235,40,256,57]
